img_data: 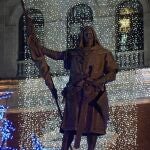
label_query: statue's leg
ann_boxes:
[87,134,97,150]
[61,131,74,150]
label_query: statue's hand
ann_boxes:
[28,35,43,59]
[28,35,39,48]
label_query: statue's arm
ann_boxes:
[105,52,118,81]
[42,47,65,60]
[28,35,65,60]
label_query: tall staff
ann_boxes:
[20,0,63,120]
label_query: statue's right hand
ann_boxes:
[28,35,43,59]
[27,35,33,46]
[28,35,38,45]
[27,35,37,51]
[28,34,42,50]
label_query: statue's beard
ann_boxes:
[84,39,94,47]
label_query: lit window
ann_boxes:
[116,0,144,70]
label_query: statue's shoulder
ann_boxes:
[96,47,110,55]
[102,48,109,53]
[103,49,112,54]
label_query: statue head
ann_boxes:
[78,26,102,49]
[83,27,94,47]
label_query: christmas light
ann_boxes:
[0,119,15,143]
[31,133,44,150]
[0,105,16,149]
[0,92,14,100]
[0,105,6,120]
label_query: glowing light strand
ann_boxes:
[0,105,16,149]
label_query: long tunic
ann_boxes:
[44,45,118,136]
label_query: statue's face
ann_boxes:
[83,28,94,44]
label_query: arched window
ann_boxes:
[67,4,93,49]
[17,9,44,77]
[116,0,144,70]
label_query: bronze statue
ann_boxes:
[28,26,118,150]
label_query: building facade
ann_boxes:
[0,0,150,78]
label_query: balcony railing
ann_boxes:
[116,50,144,70]
[17,60,39,78]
